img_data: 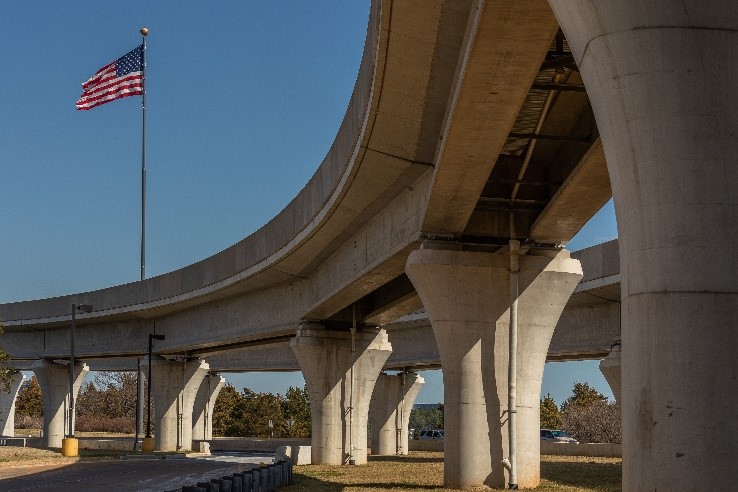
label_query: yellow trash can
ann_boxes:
[142,437,155,452]
[61,437,78,457]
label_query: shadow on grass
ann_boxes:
[541,459,621,490]
[292,474,447,491]
[369,455,443,464]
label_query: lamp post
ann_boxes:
[62,303,92,457]
[143,333,165,452]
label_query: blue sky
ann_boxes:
[1,3,618,406]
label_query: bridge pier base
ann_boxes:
[146,357,209,452]
[369,371,424,455]
[0,372,25,437]
[406,247,581,489]
[599,343,621,404]
[548,1,738,488]
[32,360,89,448]
[290,325,391,465]
[192,373,226,441]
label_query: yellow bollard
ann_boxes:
[61,437,78,457]
[142,437,155,452]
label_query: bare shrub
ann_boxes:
[15,414,42,429]
[75,415,135,434]
[561,400,621,443]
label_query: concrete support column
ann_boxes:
[32,360,89,448]
[290,325,392,465]
[599,343,621,404]
[146,357,209,452]
[369,371,424,455]
[1,372,25,437]
[547,2,738,488]
[192,373,226,441]
[406,247,581,489]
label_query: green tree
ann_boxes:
[560,382,607,413]
[0,324,14,392]
[409,405,444,431]
[540,394,561,429]
[282,385,311,437]
[212,383,242,437]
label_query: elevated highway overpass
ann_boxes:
[2,0,736,489]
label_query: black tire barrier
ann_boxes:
[169,459,293,492]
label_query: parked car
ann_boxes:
[418,429,444,440]
[540,429,578,444]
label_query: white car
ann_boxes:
[418,429,444,440]
[540,429,578,444]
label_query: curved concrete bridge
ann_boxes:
[2,1,736,489]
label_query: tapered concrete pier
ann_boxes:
[32,360,89,448]
[192,373,225,441]
[369,371,424,455]
[291,325,391,465]
[599,343,621,404]
[406,247,581,489]
[0,372,25,437]
[548,1,738,488]
[146,357,209,451]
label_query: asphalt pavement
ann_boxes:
[0,452,274,491]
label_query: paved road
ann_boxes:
[0,452,274,491]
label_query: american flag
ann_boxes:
[76,45,144,110]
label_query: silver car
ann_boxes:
[540,429,578,444]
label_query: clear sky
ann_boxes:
[1,3,618,407]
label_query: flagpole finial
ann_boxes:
[140,27,149,36]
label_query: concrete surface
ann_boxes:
[540,442,621,458]
[275,445,312,466]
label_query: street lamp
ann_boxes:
[143,333,165,452]
[62,303,92,457]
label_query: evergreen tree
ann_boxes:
[15,376,44,419]
[560,382,607,412]
[540,394,561,429]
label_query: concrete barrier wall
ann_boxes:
[407,440,621,458]
[408,440,444,452]
[541,442,621,457]
[197,438,311,453]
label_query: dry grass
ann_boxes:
[0,446,133,469]
[291,452,621,491]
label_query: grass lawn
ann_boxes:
[292,452,621,491]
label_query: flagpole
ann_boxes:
[140,27,148,281]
